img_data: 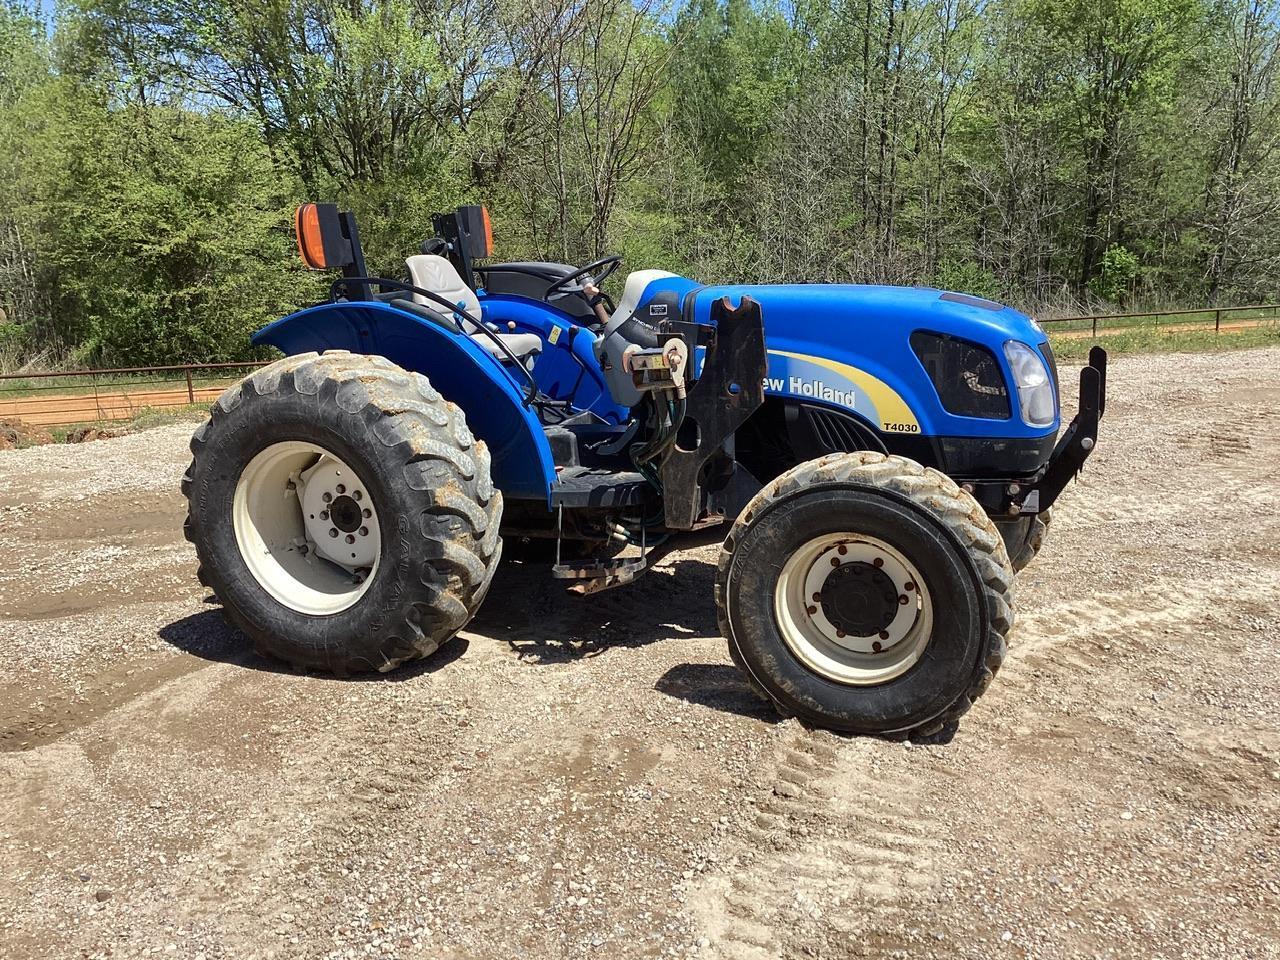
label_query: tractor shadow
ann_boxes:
[157,606,468,681]
[652,662,782,723]
[469,555,722,665]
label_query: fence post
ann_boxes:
[1215,309,1221,333]
[185,368,194,404]
[1092,316,1098,338]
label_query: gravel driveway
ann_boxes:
[1,348,1277,960]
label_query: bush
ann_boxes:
[1090,244,1141,306]
[28,98,318,364]
[934,259,1002,301]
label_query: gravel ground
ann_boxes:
[1,348,1278,960]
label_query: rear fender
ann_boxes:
[252,301,556,501]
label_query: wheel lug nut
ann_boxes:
[336,484,346,494]
[359,526,369,537]
[362,508,372,519]
[899,595,909,605]
[345,534,356,544]
[811,593,821,603]
[879,630,890,640]
[872,641,883,652]
[353,490,363,501]
[806,605,817,615]
[329,528,338,538]
[904,581,915,592]
[837,544,847,555]
[322,492,332,503]
[873,557,884,567]
[830,557,840,567]
[319,510,329,520]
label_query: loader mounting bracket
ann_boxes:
[660,296,767,530]
[1021,346,1107,514]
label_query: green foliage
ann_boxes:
[934,260,1002,301]
[0,1,44,103]
[1,0,1279,368]
[1090,244,1142,305]
[6,77,309,364]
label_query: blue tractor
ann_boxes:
[183,204,1105,738]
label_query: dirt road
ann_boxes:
[2,349,1278,960]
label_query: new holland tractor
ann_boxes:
[182,204,1105,738]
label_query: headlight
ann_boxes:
[1003,340,1056,426]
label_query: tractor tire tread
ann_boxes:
[182,351,500,675]
[715,451,1014,737]
[1009,508,1052,573]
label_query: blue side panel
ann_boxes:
[251,301,557,501]
[477,294,630,424]
[686,284,1058,441]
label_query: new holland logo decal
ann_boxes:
[764,350,920,434]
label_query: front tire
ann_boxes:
[716,452,1013,737]
[1007,508,1052,573]
[182,351,502,674]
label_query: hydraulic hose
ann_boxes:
[632,397,686,467]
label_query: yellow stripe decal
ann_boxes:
[768,350,920,433]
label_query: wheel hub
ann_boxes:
[299,459,378,570]
[818,561,899,638]
[233,441,382,616]
[329,494,363,534]
[772,533,933,685]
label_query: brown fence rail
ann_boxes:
[1038,302,1280,337]
[2,302,1277,429]
[0,361,266,428]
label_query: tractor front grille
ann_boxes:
[808,407,862,451]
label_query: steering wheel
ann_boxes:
[545,255,624,308]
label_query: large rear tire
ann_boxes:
[716,452,1013,737]
[182,351,502,674]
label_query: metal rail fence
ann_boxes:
[1038,302,1280,337]
[0,361,265,428]
[1,302,1276,429]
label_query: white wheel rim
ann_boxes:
[232,441,382,616]
[773,533,933,686]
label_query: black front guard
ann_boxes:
[1017,346,1107,515]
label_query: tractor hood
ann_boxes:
[687,283,1045,347]
[632,276,1058,443]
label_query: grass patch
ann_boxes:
[1050,322,1280,360]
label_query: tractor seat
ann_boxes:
[405,254,542,367]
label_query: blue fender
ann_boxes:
[252,301,557,501]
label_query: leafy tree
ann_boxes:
[3,0,1280,369]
